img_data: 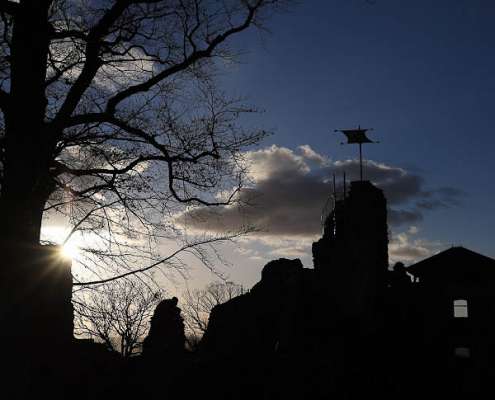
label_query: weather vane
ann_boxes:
[334,125,378,181]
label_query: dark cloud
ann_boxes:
[178,145,464,237]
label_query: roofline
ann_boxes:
[406,246,495,276]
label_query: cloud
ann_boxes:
[389,228,442,264]
[408,226,419,235]
[297,144,329,166]
[231,235,315,269]
[388,209,423,226]
[178,144,464,238]
[47,42,156,92]
[246,145,310,182]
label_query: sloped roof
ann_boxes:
[406,246,495,280]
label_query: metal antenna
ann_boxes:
[334,126,378,181]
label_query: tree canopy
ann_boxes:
[0,0,288,284]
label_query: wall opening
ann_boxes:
[453,299,468,318]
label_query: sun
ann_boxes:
[61,241,80,260]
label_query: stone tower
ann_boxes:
[312,180,388,325]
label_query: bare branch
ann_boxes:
[73,233,245,286]
[105,3,260,115]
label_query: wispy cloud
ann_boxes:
[389,226,442,264]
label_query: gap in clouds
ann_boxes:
[178,144,464,265]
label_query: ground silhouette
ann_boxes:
[3,179,495,400]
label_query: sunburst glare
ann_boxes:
[61,241,80,260]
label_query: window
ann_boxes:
[453,299,468,318]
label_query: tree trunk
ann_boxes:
[0,1,52,246]
[0,4,62,396]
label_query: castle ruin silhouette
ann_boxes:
[199,178,495,399]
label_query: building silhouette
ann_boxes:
[403,246,495,395]
[200,179,495,399]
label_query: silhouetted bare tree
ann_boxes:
[73,278,163,358]
[0,0,289,286]
[182,280,243,341]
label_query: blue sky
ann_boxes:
[42,0,495,293]
[208,0,495,263]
